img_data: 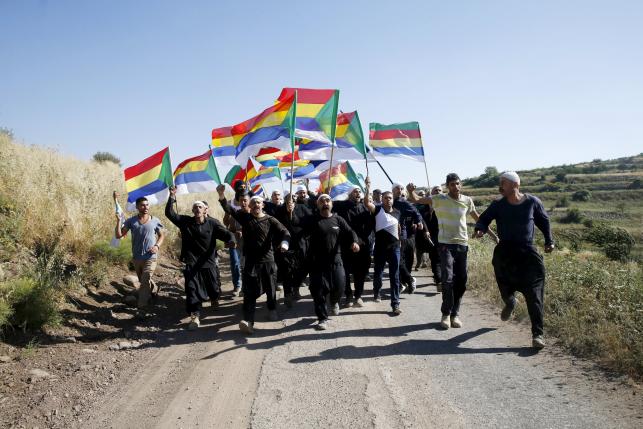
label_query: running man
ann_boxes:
[474,171,554,349]
[287,193,360,330]
[364,189,403,315]
[218,186,290,334]
[407,174,498,329]
[115,194,165,313]
[165,187,235,330]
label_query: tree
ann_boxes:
[92,151,121,166]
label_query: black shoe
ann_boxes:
[501,302,515,321]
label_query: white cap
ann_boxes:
[317,193,331,200]
[295,184,307,193]
[192,200,206,207]
[392,182,403,190]
[250,195,264,203]
[500,171,520,184]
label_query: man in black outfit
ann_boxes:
[165,187,236,330]
[274,184,317,306]
[392,183,423,293]
[217,185,290,334]
[474,171,554,349]
[333,184,374,308]
[287,193,360,330]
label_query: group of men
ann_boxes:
[116,170,554,349]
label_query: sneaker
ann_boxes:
[316,319,329,330]
[342,298,354,308]
[392,306,402,315]
[239,320,254,334]
[293,289,302,300]
[409,277,417,293]
[276,284,284,292]
[501,302,515,321]
[284,294,293,308]
[232,287,241,297]
[532,335,545,349]
[188,314,200,330]
[450,315,462,328]
[374,295,382,303]
[330,302,340,316]
[353,297,364,308]
[420,262,428,269]
[400,283,407,293]
[440,315,451,329]
[268,310,279,321]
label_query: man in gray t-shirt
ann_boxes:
[115,195,165,310]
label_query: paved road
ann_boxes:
[87,269,642,428]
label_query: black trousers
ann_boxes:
[309,259,345,321]
[492,243,545,337]
[184,265,220,315]
[427,241,442,283]
[242,262,278,323]
[439,244,468,316]
[399,236,415,287]
[277,248,308,296]
[343,246,371,299]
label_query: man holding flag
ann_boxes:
[165,186,236,330]
[115,195,166,314]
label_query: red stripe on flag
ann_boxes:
[124,147,168,180]
[212,126,233,139]
[337,112,355,126]
[278,88,336,104]
[369,129,422,140]
[173,150,211,174]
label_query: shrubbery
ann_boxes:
[92,151,121,165]
[560,208,584,224]
[584,223,635,261]
[572,189,591,201]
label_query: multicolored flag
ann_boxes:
[254,147,308,169]
[250,166,282,187]
[211,94,296,166]
[277,88,339,159]
[334,111,367,160]
[173,148,221,195]
[368,121,424,162]
[319,161,362,200]
[285,160,328,181]
[123,147,173,210]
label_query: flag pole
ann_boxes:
[423,155,430,188]
[289,91,298,218]
[367,151,394,184]
[325,90,340,194]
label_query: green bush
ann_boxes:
[90,239,132,266]
[560,208,584,224]
[628,179,641,189]
[92,151,121,166]
[555,196,569,208]
[572,189,591,202]
[585,223,636,261]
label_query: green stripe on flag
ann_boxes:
[160,150,174,187]
[369,121,420,131]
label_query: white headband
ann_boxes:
[317,193,331,201]
[501,171,520,184]
[250,196,264,203]
[192,200,206,207]
[295,185,307,192]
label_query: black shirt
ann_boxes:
[220,199,290,265]
[294,213,358,265]
[165,198,233,269]
[332,199,375,247]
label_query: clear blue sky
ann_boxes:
[2,0,642,189]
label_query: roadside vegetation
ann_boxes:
[464,154,643,379]
[0,132,222,335]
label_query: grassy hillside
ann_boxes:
[0,133,224,333]
[462,155,643,379]
[463,154,643,260]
